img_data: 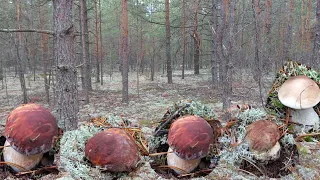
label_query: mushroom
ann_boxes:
[4,104,58,172]
[278,75,320,129]
[246,120,281,161]
[85,128,140,172]
[167,115,214,174]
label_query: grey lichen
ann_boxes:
[296,165,319,180]
[59,124,113,180]
[59,114,137,180]
[183,100,217,119]
[280,133,296,146]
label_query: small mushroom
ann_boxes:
[278,75,320,128]
[246,120,281,161]
[167,115,214,174]
[4,104,58,172]
[85,128,140,172]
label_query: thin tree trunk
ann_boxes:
[121,0,129,103]
[16,0,28,104]
[84,0,91,90]
[151,38,155,81]
[193,0,201,75]
[80,0,89,104]
[38,3,50,103]
[99,0,103,85]
[211,0,219,84]
[136,1,140,98]
[222,0,236,119]
[165,0,173,84]
[94,0,100,83]
[53,0,79,131]
[181,0,186,79]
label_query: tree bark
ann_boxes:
[121,0,129,103]
[312,0,320,69]
[53,0,79,131]
[285,0,293,61]
[165,0,173,84]
[252,0,264,106]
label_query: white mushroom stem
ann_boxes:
[166,147,201,175]
[291,108,320,127]
[3,140,43,172]
[253,141,281,161]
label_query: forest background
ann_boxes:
[0,0,319,131]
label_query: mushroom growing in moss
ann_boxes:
[167,115,214,174]
[278,75,320,128]
[4,104,58,172]
[85,128,140,172]
[246,120,281,161]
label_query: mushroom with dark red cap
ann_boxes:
[278,75,320,128]
[246,120,281,161]
[167,115,214,174]
[85,128,140,172]
[4,104,58,172]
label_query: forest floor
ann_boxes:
[0,69,270,127]
[0,69,319,179]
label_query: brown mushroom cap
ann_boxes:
[168,115,214,160]
[85,128,140,172]
[246,120,281,152]
[5,104,58,156]
[278,75,320,109]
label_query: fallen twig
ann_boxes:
[154,103,190,136]
[15,165,58,176]
[0,161,27,171]
[149,151,173,157]
[295,133,320,141]
[238,168,259,178]
[241,157,265,177]
[158,165,188,174]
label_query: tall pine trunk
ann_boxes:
[121,0,129,103]
[53,0,79,131]
[80,0,89,104]
[165,0,173,84]
[38,3,50,103]
[94,0,100,83]
[16,0,28,104]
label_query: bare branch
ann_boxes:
[0,29,54,35]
